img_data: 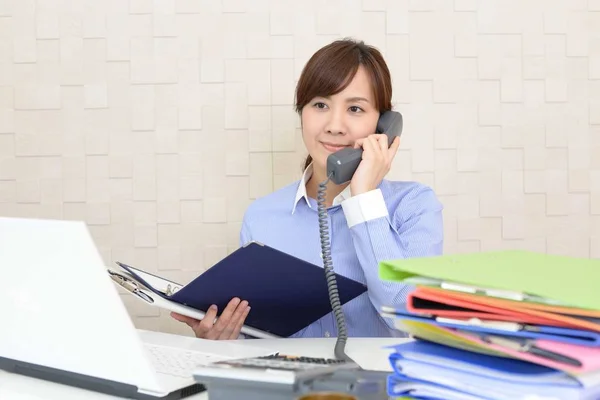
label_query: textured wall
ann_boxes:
[0,0,599,335]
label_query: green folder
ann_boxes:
[378,250,600,311]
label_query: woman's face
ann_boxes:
[300,65,380,172]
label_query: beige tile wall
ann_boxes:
[0,0,599,335]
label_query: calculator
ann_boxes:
[192,353,360,386]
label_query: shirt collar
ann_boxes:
[292,162,352,214]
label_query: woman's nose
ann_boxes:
[325,111,346,135]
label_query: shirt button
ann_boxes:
[324,331,331,337]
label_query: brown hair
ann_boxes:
[294,38,393,170]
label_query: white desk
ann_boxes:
[0,330,409,400]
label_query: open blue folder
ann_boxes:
[386,340,600,400]
[115,241,367,338]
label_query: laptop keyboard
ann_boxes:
[145,343,225,378]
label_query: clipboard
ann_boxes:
[108,267,277,339]
[108,241,368,338]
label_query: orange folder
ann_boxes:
[407,286,600,333]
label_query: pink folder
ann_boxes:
[444,326,600,374]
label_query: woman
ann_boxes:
[172,38,444,340]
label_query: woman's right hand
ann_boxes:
[170,297,250,340]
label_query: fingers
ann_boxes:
[170,312,198,326]
[220,301,250,340]
[216,299,248,339]
[371,134,400,166]
[206,298,241,339]
[360,135,378,159]
[375,133,389,153]
[354,134,388,155]
[170,298,252,340]
[371,134,386,159]
[378,135,393,155]
[364,134,387,162]
[195,304,219,338]
[228,306,251,340]
[170,297,252,341]
[389,136,401,155]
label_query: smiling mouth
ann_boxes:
[321,142,350,152]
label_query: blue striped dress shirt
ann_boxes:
[239,165,444,338]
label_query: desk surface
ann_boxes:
[0,330,408,400]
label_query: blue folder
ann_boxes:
[116,241,367,337]
[386,340,600,400]
[381,305,600,347]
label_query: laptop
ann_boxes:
[0,216,276,399]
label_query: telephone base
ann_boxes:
[194,369,390,400]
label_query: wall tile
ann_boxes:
[249,152,272,199]
[134,201,157,226]
[225,130,249,176]
[270,59,294,105]
[180,200,202,223]
[0,181,17,203]
[591,194,600,215]
[569,169,590,193]
[225,83,248,129]
[203,197,227,223]
[134,225,158,247]
[62,178,86,202]
[248,106,271,152]
[15,84,61,109]
[246,60,271,106]
[179,176,203,200]
[84,83,108,109]
[271,105,296,152]
[13,36,36,63]
[156,201,180,224]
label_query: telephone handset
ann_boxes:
[326,110,404,185]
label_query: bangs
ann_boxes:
[304,49,361,101]
[294,39,391,114]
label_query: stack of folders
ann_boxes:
[377,250,600,400]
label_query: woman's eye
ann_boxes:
[349,106,363,113]
[314,102,327,109]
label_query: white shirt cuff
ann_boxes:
[341,189,389,228]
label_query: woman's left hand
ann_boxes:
[349,134,401,196]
